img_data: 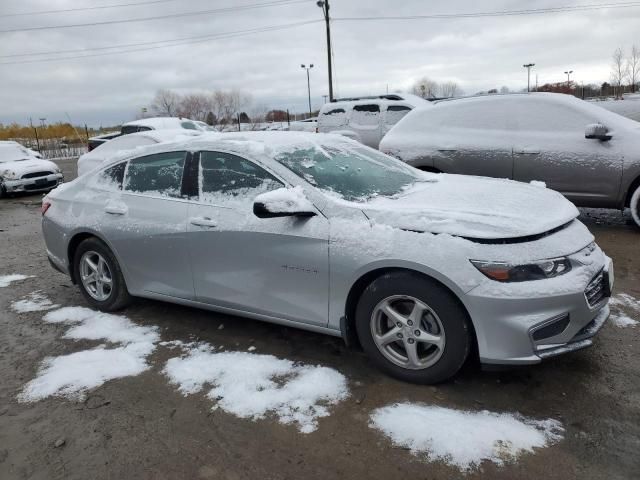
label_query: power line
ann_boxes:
[0,0,309,34]
[0,0,180,18]
[0,20,322,65]
[333,1,640,21]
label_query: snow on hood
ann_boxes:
[0,158,59,176]
[361,174,579,240]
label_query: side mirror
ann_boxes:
[253,187,317,219]
[585,123,612,141]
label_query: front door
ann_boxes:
[186,150,330,327]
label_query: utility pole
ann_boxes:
[523,63,535,92]
[564,70,573,90]
[301,64,314,117]
[317,1,333,101]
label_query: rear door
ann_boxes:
[186,150,330,326]
[511,96,623,207]
[97,151,194,299]
[430,98,514,179]
[382,104,412,136]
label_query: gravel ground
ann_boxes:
[1,158,638,480]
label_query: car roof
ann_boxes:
[122,117,198,129]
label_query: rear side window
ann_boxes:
[323,108,345,115]
[320,107,348,129]
[199,151,283,208]
[124,151,186,198]
[96,162,126,190]
[353,104,380,113]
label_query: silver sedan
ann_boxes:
[41,132,613,383]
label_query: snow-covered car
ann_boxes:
[289,117,318,132]
[318,94,430,148]
[380,92,640,228]
[42,132,613,384]
[194,121,218,132]
[77,129,205,177]
[0,141,63,197]
[87,117,203,152]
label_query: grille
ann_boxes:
[24,179,57,191]
[22,171,53,179]
[585,270,606,307]
[532,314,570,341]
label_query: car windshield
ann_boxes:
[0,144,31,163]
[273,142,419,202]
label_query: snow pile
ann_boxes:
[254,186,315,214]
[164,346,349,433]
[529,180,546,188]
[370,403,564,471]
[18,307,159,402]
[609,293,640,328]
[11,292,59,313]
[0,274,32,288]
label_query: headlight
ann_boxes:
[1,169,17,180]
[470,258,571,282]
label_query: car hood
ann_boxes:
[360,174,579,240]
[0,158,59,176]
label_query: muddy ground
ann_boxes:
[1,158,638,480]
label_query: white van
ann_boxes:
[317,94,430,148]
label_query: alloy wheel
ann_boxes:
[370,295,446,370]
[79,250,113,301]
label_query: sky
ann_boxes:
[1,0,639,127]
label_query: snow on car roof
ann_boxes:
[122,117,198,129]
[0,141,38,162]
[321,94,430,112]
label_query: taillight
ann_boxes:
[41,201,51,216]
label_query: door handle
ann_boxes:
[189,216,218,228]
[104,204,128,215]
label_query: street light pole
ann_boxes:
[301,64,314,117]
[317,1,333,101]
[564,70,573,89]
[523,63,535,92]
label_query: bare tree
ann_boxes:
[439,81,463,98]
[178,93,212,121]
[627,45,640,93]
[500,85,510,94]
[411,77,440,99]
[150,89,181,116]
[611,47,628,98]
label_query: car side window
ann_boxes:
[385,105,412,125]
[198,151,283,208]
[123,151,186,198]
[180,121,198,130]
[95,161,126,190]
[351,104,381,127]
[514,101,592,132]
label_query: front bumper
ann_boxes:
[3,173,63,193]
[465,247,613,366]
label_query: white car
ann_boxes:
[317,94,430,148]
[78,129,205,176]
[0,141,63,197]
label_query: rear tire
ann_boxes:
[631,185,640,229]
[355,271,471,384]
[73,237,132,312]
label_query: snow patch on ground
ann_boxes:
[0,274,33,288]
[370,403,564,471]
[11,292,59,313]
[164,345,349,433]
[609,293,640,328]
[18,307,159,402]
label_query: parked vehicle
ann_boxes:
[42,132,612,384]
[78,129,204,176]
[318,94,429,148]
[0,141,63,197]
[380,92,640,228]
[289,117,318,132]
[87,117,203,151]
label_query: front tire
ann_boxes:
[73,237,132,311]
[355,272,471,384]
[630,185,640,228]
